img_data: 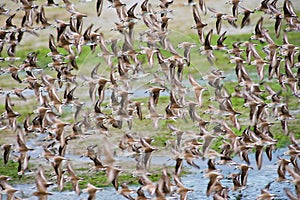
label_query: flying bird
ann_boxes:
[250,16,265,42]
[188,74,207,107]
[199,0,207,14]
[1,144,12,165]
[83,183,102,200]
[96,0,103,17]
[208,7,226,34]
[239,5,255,28]
[191,5,207,44]
[225,0,242,18]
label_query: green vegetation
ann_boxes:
[54,164,188,192]
[0,159,21,180]
[0,159,36,185]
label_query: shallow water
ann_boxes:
[181,148,294,200]
[7,148,297,200]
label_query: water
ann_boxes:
[181,148,294,200]
[6,148,296,200]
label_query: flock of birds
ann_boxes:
[0,0,300,199]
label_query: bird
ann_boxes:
[3,13,17,30]
[173,174,193,200]
[205,171,224,197]
[238,164,252,186]
[200,29,216,64]
[16,127,34,153]
[239,5,255,29]
[139,47,159,68]
[96,0,103,17]
[66,160,83,195]
[139,137,157,170]
[284,187,298,200]
[1,143,12,165]
[146,86,165,108]
[268,5,283,38]
[184,0,196,6]
[227,173,244,191]
[47,33,63,60]
[108,0,127,22]
[83,183,102,200]
[202,69,225,89]
[191,5,207,44]
[213,31,228,50]
[275,157,290,182]
[106,165,122,191]
[50,156,66,191]
[256,181,276,200]
[225,0,242,18]
[33,167,53,199]
[125,2,139,23]
[250,16,265,42]
[44,0,59,7]
[286,165,300,193]
[140,0,150,15]
[158,0,174,10]
[221,14,238,28]
[138,174,156,196]
[177,42,197,66]
[283,0,297,24]
[5,64,22,83]
[160,14,172,31]
[171,148,200,169]
[135,186,150,200]
[199,0,207,14]
[254,143,264,170]
[39,5,52,29]
[208,7,226,35]
[188,74,207,108]
[118,182,136,200]
[0,3,10,16]
[1,183,19,200]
